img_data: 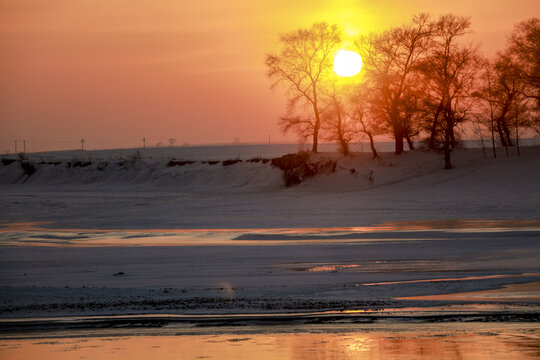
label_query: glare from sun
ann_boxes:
[334,50,363,77]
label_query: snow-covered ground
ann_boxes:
[0,144,539,318]
[0,144,539,229]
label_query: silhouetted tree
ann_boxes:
[474,24,537,154]
[266,23,343,153]
[347,81,382,158]
[506,18,540,109]
[265,15,538,167]
[491,54,524,147]
[501,18,540,137]
[472,60,499,158]
[399,85,425,150]
[320,74,356,156]
[418,14,481,168]
[356,14,432,155]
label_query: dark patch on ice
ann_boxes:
[121,233,176,239]
[233,230,540,241]
[27,234,90,240]
[227,337,251,342]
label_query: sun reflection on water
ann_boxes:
[1,324,539,360]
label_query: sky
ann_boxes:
[1,0,539,152]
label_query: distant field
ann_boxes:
[3,138,539,161]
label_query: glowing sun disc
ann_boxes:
[334,50,363,77]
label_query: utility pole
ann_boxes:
[23,140,26,154]
[142,137,146,149]
[14,140,17,154]
[268,135,271,144]
[81,139,85,151]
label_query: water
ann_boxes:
[1,323,539,360]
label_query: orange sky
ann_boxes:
[1,0,539,152]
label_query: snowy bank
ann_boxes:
[0,145,539,229]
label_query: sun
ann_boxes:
[333,50,363,77]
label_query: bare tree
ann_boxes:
[472,60,498,158]
[474,22,538,155]
[506,18,540,109]
[266,22,343,153]
[347,81,382,158]
[503,18,540,136]
[356,14,432,155]
[418,14,481,168]
[491,54,523,147]
[399,85,425,150]
[319,75,356,156]
[471,118,488,158]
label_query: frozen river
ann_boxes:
[1,221,539,317]
[1,222,539,359]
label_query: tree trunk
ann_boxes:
[450,126,457,148]
[394,136,404,155]
[335,105,349,156]
[312,127,319,153]
[443,109,453,169]
[394,124,404,155]
[405,134,415,150]
[496,118,507,147]
[339,138,349,156]
[515,106,520,156]
[491,122,497,158]
[444,141,452,169]
[429,101,444,149]
[337,120,349,155]
[502,121,513,146]
[367,133,378,158]
[311,90,320,153]
[443,129,452,169]
[499,95,514,147]
[480,136,486,158]
[312,104,320,153]
[489,99,496,158]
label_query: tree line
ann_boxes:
[266,14,539,168]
